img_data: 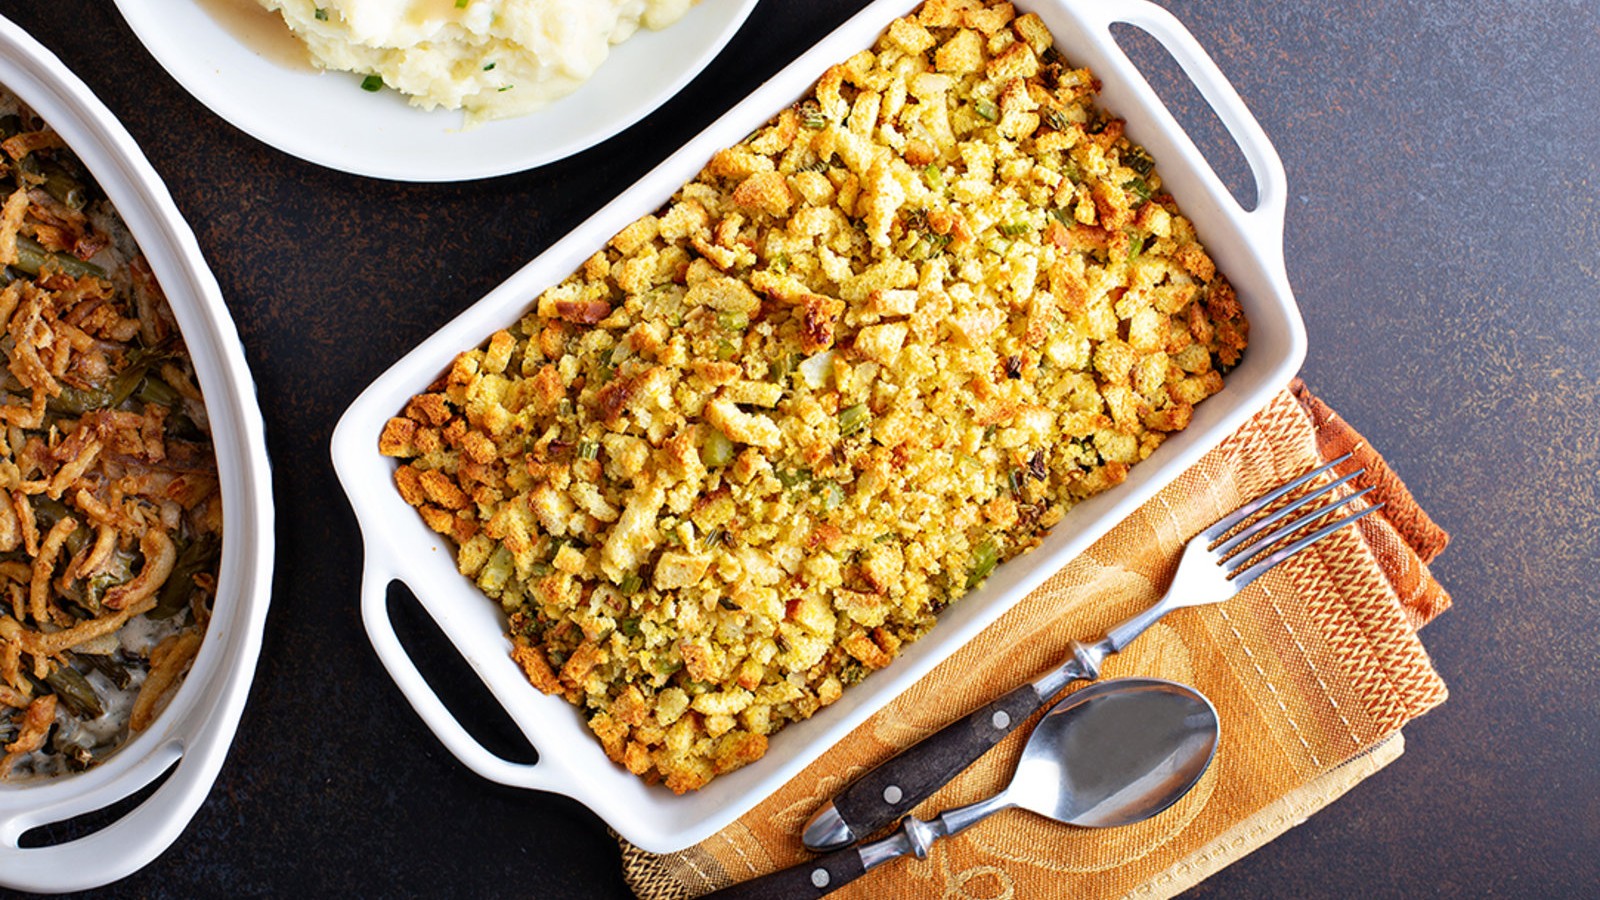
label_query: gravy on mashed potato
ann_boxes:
[260,0,694,124]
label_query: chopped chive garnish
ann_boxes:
[314,7,328,21]
[498,85,514,92]
[483,62,496,71]
[360,74,384,92]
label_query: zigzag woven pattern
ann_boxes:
[619,383,1451,900]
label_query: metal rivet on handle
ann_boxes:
[883,785,903,804]
[992,710,1011,729]
[811,868,830,888]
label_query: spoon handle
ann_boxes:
[806,649,1099,850]
[698,846,866,900]
[706,796,1013,899]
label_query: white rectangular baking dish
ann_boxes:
[332,0,1302,855]
[0,14,276,894]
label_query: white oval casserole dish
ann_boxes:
[333,0,1303,855]
[0,14,275,894]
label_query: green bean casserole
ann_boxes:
[0,89,223,778]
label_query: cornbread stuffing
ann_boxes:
[380,0,1247,792]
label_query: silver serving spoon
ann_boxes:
[704,678,1219,900]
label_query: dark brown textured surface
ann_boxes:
[4,1,1598,896]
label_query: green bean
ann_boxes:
[45,665,104,719]
[79,652,133,689]
[151,535,218,620]
[966,537,1000,590]
[12,235,105,280]
[65,523,91,559]
[46,385,114,416]
[30,496,71,529]
[41,162,87,210]
[52,735,95,771]
[134,375,181,406]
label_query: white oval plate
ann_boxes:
[111,0,760,182]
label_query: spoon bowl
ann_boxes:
[706,677,1220,899]
[1018,677,1219,828]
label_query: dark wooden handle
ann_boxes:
[831,682,1045,840]
[700,846,867,900]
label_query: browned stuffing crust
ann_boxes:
[381,0,1247,792]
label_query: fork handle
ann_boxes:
[807,653,1089,851]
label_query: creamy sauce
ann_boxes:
[194,0,315,72]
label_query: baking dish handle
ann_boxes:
[1072,0,1288,254]
[360,554,562,793]
[0,736,211,892]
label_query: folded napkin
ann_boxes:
[618,382,1451,899]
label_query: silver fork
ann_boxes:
[803,454,1384,851]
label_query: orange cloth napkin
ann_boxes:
[618,382,1451,899]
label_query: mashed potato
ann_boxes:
[261,0,694,124]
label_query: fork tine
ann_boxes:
[1212,469,1364,558]
[1202,453,1353,541]
[1224,485,1376,573]
[1229,502,1385,589]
